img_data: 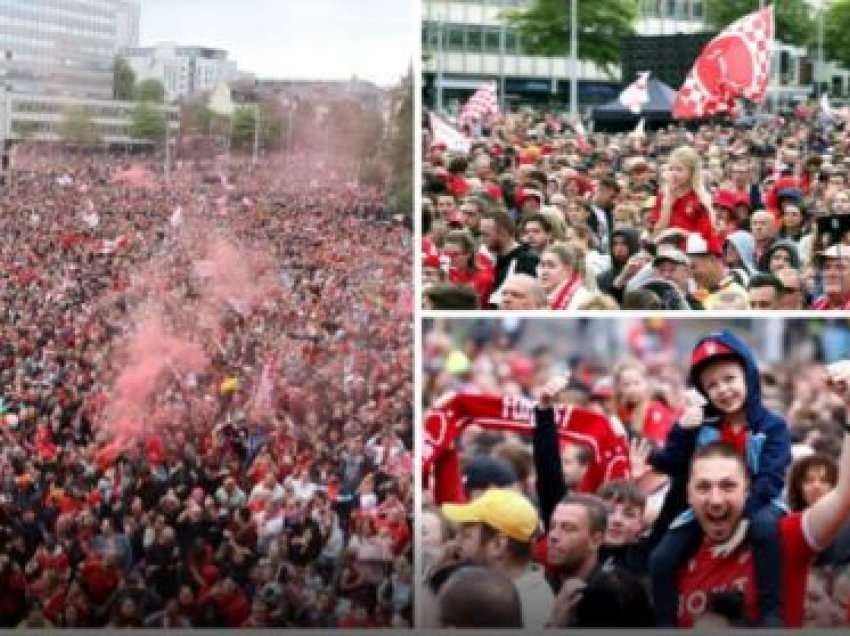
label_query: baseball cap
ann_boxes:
[818,244,850,260]
[653,247,689,267]
[442,488,540,542]
[689,337,742,386]
[685,233,720,257]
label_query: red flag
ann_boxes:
[673,6,773,119]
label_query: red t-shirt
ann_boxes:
[448,265,494,307]
[649,190,716,246]
[677,512,815,627]
[719,421,747,459]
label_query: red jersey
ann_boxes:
[677,512,814,628]
[720,421,747,458]
[649,190,716,246]
[448,265,494,307]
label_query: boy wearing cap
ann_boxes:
[637,330,791,627]
[441,488,554,629]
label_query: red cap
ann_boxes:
[690,339,735,371]
[712,189,738,211]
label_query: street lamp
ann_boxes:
[569,0,578,118]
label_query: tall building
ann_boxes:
[114,0,141,49]
[123,44,240,103]
[0,0,137,99]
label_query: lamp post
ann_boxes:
[569,0,578,118]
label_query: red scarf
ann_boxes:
[550,273,582,310]
[424,393,630,504]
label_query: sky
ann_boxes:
[140,0,416,86]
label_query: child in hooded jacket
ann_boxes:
[646,330,791,627]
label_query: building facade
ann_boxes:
[0,0,138,99]
[0,87,178,145]
[423,0,849,114]
[123,44,240,103]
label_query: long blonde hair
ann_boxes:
[669,146,716,228]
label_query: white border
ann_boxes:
[412,0,424,627]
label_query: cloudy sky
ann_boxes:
[140,0,416,86]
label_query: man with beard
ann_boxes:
[441,489,554,629]
[480,210,539,307]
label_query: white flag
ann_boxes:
[170,206,183,228]
[619,71,651,115]
[429,112,471,154]
[632,117,646,137]
[821,93,834,122]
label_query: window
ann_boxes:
[466,27,483,51]
[692,0,703,18]
[484,27,501,52]
[447,25,464,49]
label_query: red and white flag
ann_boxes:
[619,71,651,114]
[673,5,773,119]
[458,82,499,129]
[429,113,471,154]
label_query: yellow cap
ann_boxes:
[220,377,240,394]
[444,350,471,375]
[442,488,539,543]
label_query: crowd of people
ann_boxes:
[422,101,850,310]
[0,146,413,628]
[421,319,850,628]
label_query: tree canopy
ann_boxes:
[59,106,100,146]
[129,102,166,141]
[824,0,850,71]
[113,57,135,101]
[503,0,638,76]
[705,0,813,48]
[134,79,166,104]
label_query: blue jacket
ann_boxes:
[650,330,791,517]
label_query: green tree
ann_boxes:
[503,0,638,76]
[230,105,257,150]
[259,99,284,151]
[12,120,39,139]
[705,0,813,47]
[825,0,850,71]
[59,106,100,146]
[134,78,165,103]
[113,56,135,101]
[182,95,214,134]
[387,68,413,216]
[129,102,166,141]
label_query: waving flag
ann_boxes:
[429,112,471,154]
[458,82,499,129]
[673,5,774,119]
[619,71,651,114]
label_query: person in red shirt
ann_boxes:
[634,331,792,626]
[669,394,850,630]
[442,230,494,308]
[649,146,717,248]
[612,359,678,446]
